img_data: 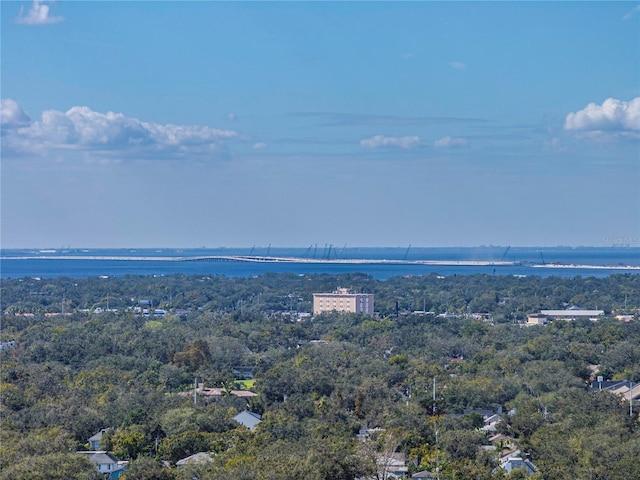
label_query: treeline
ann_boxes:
[0,273,639,479]
[2,272,639,319]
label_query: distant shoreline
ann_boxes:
[2,245,640,251]
[532,263,640,270]
[2,255,639,270]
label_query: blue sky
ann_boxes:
[2,1,639,248]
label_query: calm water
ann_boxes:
[1,247,639,280]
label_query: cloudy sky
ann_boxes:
[1,1,639,248]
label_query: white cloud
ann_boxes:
[623,5,640,20]
[252,142,267,150]
[433,136,468,148]
[16,0,64,26]
[564,97,640,134]
[360,134,420,149]
[450,61,466,70]
[1,98,31,127]
[544,137,569,153]
[1,99,239,160]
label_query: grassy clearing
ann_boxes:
[235,379,256,390]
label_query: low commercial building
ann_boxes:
[540,308,604,321]
[527,313,548,326]
[313,288,374,315]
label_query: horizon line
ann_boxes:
[2,245,639,250]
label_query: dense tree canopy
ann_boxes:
[1,272,639,478]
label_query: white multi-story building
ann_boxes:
[313,288,374,315]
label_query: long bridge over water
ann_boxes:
[180,255,517,266]
[4,254,515,266]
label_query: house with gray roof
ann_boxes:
[412,471,436,479]
[77,451,126,479]
[176,452,214,467]
[500,456,537,476]
[493,450,537,477]
[375,452,408,479]
[88,429,108,450]
[233,410,262,431]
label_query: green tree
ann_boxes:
[121,457,175,480]
[173,339,210,370]
[0,453,101,480]
[439,429,485,461]
[157,430,214,464]
[112,425,148,460]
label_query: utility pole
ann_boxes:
[434,377,440,480]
